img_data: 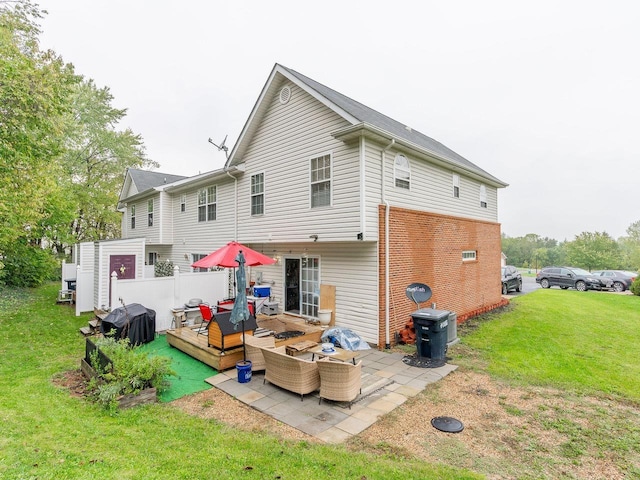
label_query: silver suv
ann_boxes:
[535,266,613,291]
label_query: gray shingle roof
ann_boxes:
[280,65,505,185]
[128,169,187,194]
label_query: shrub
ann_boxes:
[630,277,640,296]
[88,337,175,413]
[154,259,174,277]
[1,243,58,287]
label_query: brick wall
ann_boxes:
[378,205,507,347]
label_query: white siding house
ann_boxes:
[113,64,508,347]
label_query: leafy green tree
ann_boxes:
[565,231,621,271]
[502,233,561,268]
[618,220,640,271]
[53,78,158,250]
[0,1,77,254]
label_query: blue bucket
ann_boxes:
[236,360,252,383]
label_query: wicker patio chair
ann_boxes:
[244,334,276,371]
[317,357,362,409]
[262,346,320,400]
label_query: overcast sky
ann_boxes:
[39,0,639,241]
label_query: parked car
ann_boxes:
[535,266,613,291]
[501,265,522,294]
[591,270,637,292]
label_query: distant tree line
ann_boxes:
[0,1,157,286]
[502,220,640,272]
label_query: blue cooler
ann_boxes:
[253,285,271,297]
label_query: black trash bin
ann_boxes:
[411,308,450,360]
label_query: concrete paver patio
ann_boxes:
[206,349,456,443]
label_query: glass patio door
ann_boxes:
[284,256,320,317]
[301,256,319,318]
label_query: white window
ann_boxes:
[192,253,208,273]
[147,199,154,227]
[180,194,186,213]
[394,154,411,189]
[310,154,331,208]
[130,204,136,229]
[147,252,158,265]
[198,186,216,222]
[480,184,487,208]
[462,250,477,261]
[453,174,460,198]
[251,173,264,216]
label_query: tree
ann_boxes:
[618,220,640,271]
[565,231,621,271]
[51,78,158,250]
[0,1,77,254]
[502,233,561,268]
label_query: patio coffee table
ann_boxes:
[310,345,358,364]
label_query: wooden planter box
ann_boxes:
[81,338,157,409]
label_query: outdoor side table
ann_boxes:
[310,345,358,364]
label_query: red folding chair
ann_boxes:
[197,304,213,337]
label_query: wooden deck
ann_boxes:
[165,314,324,371]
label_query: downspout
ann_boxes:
[225,168,238,240]
[381,138,395,349]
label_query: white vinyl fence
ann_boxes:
[109,266,228,331]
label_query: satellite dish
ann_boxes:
[405,283,432,306]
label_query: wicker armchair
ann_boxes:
[317,357,362,408]
[244,335,276,371]
[262,346,320,400]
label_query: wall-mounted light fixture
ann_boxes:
[184,253,189,260]
[309,234,318,242]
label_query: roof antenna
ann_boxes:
[208,135,229,159]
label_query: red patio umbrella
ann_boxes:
[191,241,276,269]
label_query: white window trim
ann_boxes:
[130,204,136,230]
[480,184,487,208]
[309,152,332,208]
[180,194,186,213]
[198,186,217,222]
[394,153,411,190]
[147,199,154,227]
[462,250,477,262]
[147,251,158,265]
[250,172,265,216]
[453,174,460,198]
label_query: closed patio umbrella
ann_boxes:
[229,251,251,362]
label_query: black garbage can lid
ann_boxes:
[431,416,464,433]
[411,308,450,320]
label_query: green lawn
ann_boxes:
[0,284,477,480]
[461,289,640,401]
[2,284,639,479]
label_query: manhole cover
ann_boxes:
[431,416,464,433]
[402,354,446,368]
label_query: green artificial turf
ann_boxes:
[138,334,215,402]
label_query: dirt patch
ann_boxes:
[349,369,634,479]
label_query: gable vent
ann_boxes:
[279,86,292,105]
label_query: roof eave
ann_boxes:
[332,123,509,188]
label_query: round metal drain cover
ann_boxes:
[431,416,464,433]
